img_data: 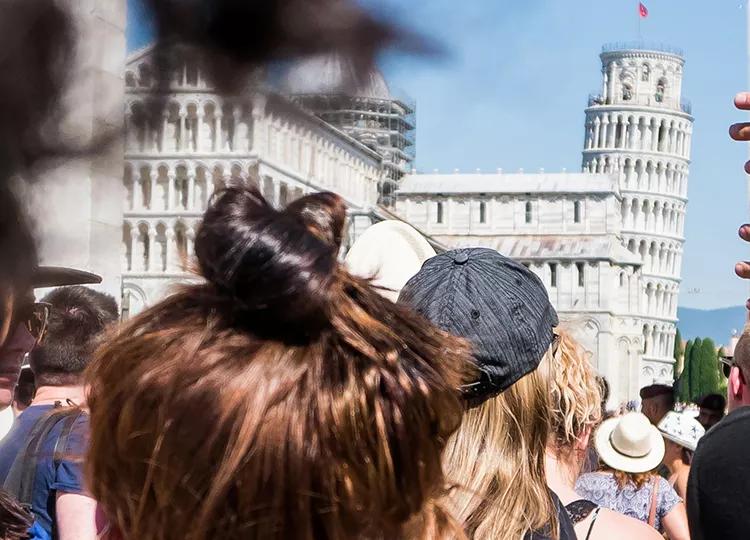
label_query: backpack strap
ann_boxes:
[3,408,83,508]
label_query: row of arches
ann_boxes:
[643,281,679,320]
[125,60,205,90]
[583,156,688,198]
[584,112,691,158]
[626,238,683,277]
[621,198,685,237]
[620,157,687,197]
[126,100,253,155]
[123,220,196,274]
[643,323,677,361]
[124,162,305,213]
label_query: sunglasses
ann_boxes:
[719,356,735,379]
[22,302,51,346]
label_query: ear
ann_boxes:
[576,426,592,452]
[730,366,744,400]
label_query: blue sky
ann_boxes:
[128,0,750,310]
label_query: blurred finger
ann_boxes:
[730,122,750,140]
[736,262,750,279]
[740,224,750,242]
[736,93,750,110]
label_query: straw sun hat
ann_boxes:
[595,412,665,474]
[344,220,436,302]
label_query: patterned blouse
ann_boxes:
[575,472,681,533]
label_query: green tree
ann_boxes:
[689,338,703,401]
[678,339,694,403]
[696,338,720,398]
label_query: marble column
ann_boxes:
[24,0,126,301]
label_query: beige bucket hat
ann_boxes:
[595,412,665,473]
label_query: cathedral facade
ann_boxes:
[121,47,384,316]
[395,44,692,402]
[120,44,692,405]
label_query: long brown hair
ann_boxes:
[86,187,473,540]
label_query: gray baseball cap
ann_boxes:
[398,247,558,406]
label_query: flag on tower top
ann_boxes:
[639,2,649,18]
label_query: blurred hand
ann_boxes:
[731,93,750,307]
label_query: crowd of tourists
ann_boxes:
[5,1,750,539]
[1,188,748,540]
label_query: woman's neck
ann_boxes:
[31,385,86,407]
[544,448,582,504]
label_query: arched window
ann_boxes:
[655,78,667,103]
[436,201,444,224]
[549,263,558,288]
[642,64,650,82]
[573,201,582,223]
[525,201,533,224]
[576,262,585,287]
[479,201,487,224]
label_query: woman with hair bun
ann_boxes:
[85,187,473,540]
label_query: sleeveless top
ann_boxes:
[523,491,578,540]
[566,499,601,540]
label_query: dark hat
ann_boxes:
[697,393,726,412]
[31,266,101,288]
[639,384,674,400]
[398,247,559,406]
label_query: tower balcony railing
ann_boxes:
[587,93,692,115]
[602,42,684,57]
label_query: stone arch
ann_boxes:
[212,164,227,195]
[122,222,133,272]
[154,222,168,272]
[174,220,189,270]
[136,222,151,272]
[124,164,134,210]
[121,282,149,320]
[194,165,209,210]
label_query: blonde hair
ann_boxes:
[442,356,557,540]
[547,330,602,452]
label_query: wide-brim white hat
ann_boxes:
[595,412,665,474]
[658,411,705,452]
[344,220,436,302]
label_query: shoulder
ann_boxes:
[655,476,681,510]
[594,508,662,540]
[697,406,750,449]
[576,472,611,488]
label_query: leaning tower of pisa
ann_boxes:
[582,44,693,383]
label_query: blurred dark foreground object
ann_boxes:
[147,0,431,93]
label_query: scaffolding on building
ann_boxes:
[289,90,416,206]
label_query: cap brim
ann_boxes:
[32,266,102,288]
[595,417,665,474]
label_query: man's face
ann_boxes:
[697,407,723,430]
[641,397,667,426]
[0,324,35,409]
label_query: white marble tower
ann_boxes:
[582,44,693,381]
